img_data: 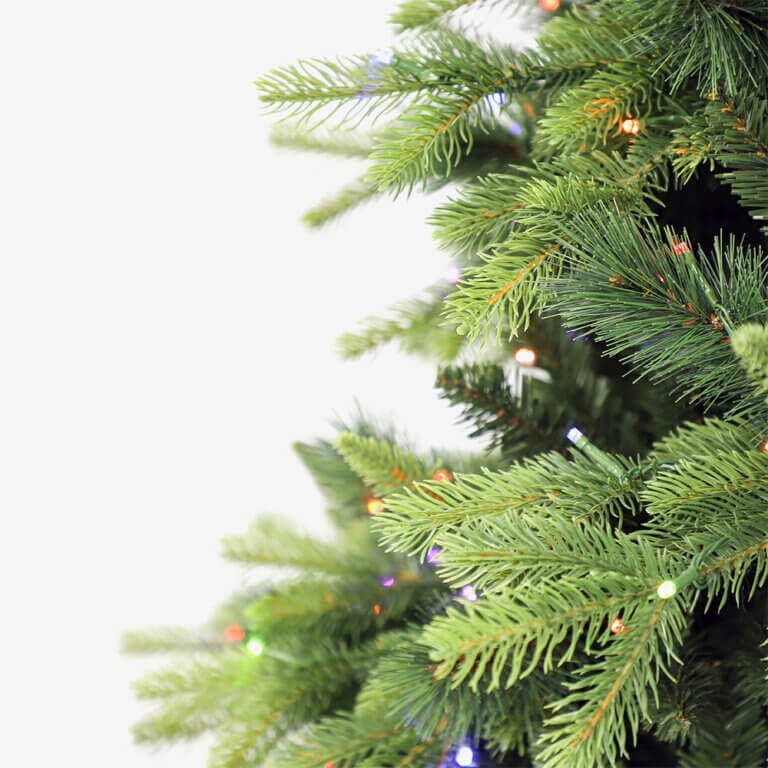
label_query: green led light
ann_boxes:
[657,580,677,599]
[246,638,264,656]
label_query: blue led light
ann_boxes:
[455,745,474,766]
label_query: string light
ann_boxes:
[427,546,442,565]
[433,469,453,482]
[610,617,628,634]
[378,575,395,587]
[460,585,478,602]
[445,265,462,283]
[621,118,640,134]
[455,745,475,766]
[514,346,536,365]
[367,498,385,515]
[224,624,246,643]
[539,0,560,11]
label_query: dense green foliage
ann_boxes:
[126,1,768,766]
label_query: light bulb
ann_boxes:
[367,498,385,515]
[461,585,478,602]
[455,745,474,766]
[621,118,640,134]
[246,638,264,656]
[514,347,536,365]
[427,547,442,565]
[657,580,677,599]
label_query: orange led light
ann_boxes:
[673,241,690,255]
[515,347,537,366]
[621,118,640,135]
[367,498,385,515]
[610,617,628,634]
[373,604,381,616]
[762,440,768,453]
[539,0,560,11]
[433,469,453,482]
[224,624,246,643]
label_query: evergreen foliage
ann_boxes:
[127,1,768,766]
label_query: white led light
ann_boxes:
[566,427,584,444]
[657,581,677,599]
[246,638,264,656]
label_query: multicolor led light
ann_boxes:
[460,585,478,602]
[514,347,536,366]
[427,546,442,565]
[224,624,246,643]
[610,617,628,634]
[455,745,475,766]
[657,580,677,599]
[246,637,265,656]
[621,118,640,135]
[566,426,584,444]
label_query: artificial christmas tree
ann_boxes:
[125,1,768,765]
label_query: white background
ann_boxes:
[0,2,488,765]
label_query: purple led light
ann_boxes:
[460,585,478,602]
[509,120,523,136]
[378,575,395,588]
[426,547,442,565]
[445,265,462,283]
[371,47,394,66]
